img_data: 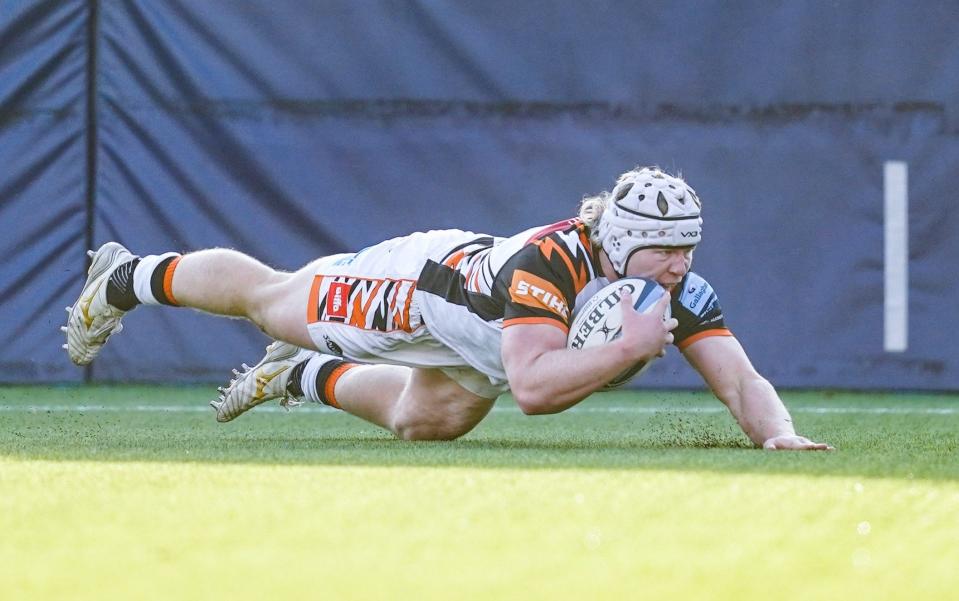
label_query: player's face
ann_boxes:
[622,246,694,292]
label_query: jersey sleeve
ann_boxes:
[671,272,733,348]
[498,242,578,332]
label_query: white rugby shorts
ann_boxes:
[304,233,507,399]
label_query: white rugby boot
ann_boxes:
[211,341,316,423]
[63,242,137,366]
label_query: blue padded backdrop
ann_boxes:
[1,1,957,389]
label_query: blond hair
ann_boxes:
[578,192,609,245]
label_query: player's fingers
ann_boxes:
[665,332,674,345]
[656,291,672,321]
[664,317,679,331]
[619,289,634,311]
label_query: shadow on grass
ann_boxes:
[1,385,957,481]
[4,413,958,482]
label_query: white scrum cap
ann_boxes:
[593,167,703,275]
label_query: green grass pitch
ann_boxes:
[1,386,957,600]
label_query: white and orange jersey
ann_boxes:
[414,219,601,384]
[417,219,599,329]
[304,220,731,396]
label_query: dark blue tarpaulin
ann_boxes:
[2,1,957,389]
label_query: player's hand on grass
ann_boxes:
[762,434,835,451]
[619,290,677,360]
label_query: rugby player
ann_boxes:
[64,167,832,450]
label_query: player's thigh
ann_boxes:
[248,257,327,349]
[393,368,496,441]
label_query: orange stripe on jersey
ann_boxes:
[508,270,571,320]
[163,256,181,306]
[503,316,570,333]
[677,328,733,349]
[533,231,591,294]
[534,237,568,264]
[571,261,589,294]
[443,249,467,268]
[576,227,593,255]
[534,238,589,294]
[575,222,587,239]
[469,265,482,291]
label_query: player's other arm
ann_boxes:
[502,293,674,415]
[681,336,834,451]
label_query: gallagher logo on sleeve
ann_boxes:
[509,270,570,319]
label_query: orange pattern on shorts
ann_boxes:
[307,275,418,333]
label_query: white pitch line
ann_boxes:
[0,405,956,415]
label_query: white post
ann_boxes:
[883,161,908,352]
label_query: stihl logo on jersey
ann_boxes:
[327,282,349,318]
[510,271,569,319]
[515,281,569,317]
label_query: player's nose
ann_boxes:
[668,255,688,275]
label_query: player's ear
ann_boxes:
[598,249,618,281]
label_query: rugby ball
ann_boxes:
[567,277,671,389]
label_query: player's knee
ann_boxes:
[393,415,474,441]
[391,370,492,441]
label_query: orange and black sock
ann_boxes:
[292,356,358,408]
[107,253,182,309]
[148,256,181,306]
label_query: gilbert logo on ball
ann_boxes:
[567,277,670,388]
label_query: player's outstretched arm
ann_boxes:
[680,335,835,451]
